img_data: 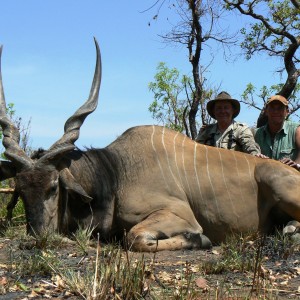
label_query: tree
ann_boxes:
[149,62,187,133]
[0,103,32,224]
[148,0,300,131]
[224,0,300,126]
[149,62,213,136]
[0,102,32,157]
[241,82,300,121]
[0,102,32,195]
[147,0,236,139]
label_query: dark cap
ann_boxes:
[207,91,240,119]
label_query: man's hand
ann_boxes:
[255,153,269,159]
[280,157,300,171]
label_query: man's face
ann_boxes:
[213,101,235,123]
[265,101,289,126]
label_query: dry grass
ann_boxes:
[0,199,300,299]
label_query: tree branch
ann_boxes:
[290,0,300,9]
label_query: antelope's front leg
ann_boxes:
[6,191,19,223]
[126,209,212,252]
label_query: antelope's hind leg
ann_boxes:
[127,209,212,252]
[255,162,300,233]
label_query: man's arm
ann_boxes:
[238,125,261,155]
[280,126,300,170]
[294,126,300,164]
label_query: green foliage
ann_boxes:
[9,247,61,276]
[238,0,300,60]
[0,103,16,158]
[0,199,25,223]
[0,102,32,200]
[201,234,260,275]
[241,82,300,121]
[225,0,300,119]
[0,101,32,159]
[149,62,191,133]
[72,223,97,255]
[241,83,278,109]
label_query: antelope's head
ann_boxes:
[0,39,101,236]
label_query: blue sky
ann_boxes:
[0,1,283,150]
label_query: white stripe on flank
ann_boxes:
[194,143,209,219]
[174,132,185,187]
[182,135,192,196]
[205,145,221,217]
[244,154,257,196]
[232,151,245,204]
[151,126,170,191]
[161,127,183,193]
[218,149,238,220]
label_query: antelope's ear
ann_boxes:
[0,160,16,180]
[59,168,92,203]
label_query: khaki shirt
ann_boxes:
[196,121,260,155]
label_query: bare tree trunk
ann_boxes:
[187,0,203,140]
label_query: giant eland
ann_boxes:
[0,39,299,252]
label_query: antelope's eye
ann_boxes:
[50,185,57,193]
[49,180,58,194]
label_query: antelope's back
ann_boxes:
[108,125,261,240]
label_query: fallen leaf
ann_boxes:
[68,253,77,257]
[279,280,289,286]
[0,276,7,285]
[190,265,198,272]
[269,275,276,282]
[54,275,65,288]
[28,290,39,298]
[195,277,209,290]
[65,291,73,297]
[259,265,270,278]
[293,267,300,275]
[0,264,7,269]
[159,271,172,282]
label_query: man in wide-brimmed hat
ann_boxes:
[255,95,300,170]
[196,91,261,155]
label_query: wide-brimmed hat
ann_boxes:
[266,95,289,107]
[207,91,240,119]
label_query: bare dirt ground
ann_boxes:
[0,230,300,300]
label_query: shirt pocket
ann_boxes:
[219,139,237,150]
[280,148,295,159]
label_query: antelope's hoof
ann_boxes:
[200,234,212,249]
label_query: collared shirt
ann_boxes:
[255,120,299,161]
[195,120,261,155]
